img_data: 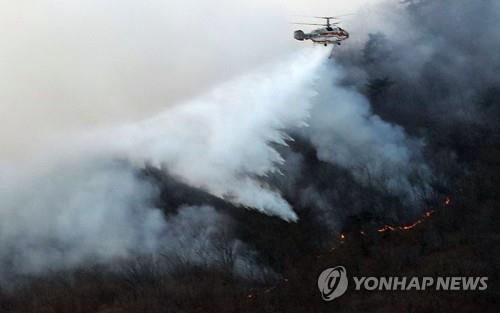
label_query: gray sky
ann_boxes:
[0,0,379,162]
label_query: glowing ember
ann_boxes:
[377,210,434,233]
[377,225,395,233]
[340,233,346,240]
[444,196,452,206]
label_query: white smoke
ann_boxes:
[0,159,164,277]
[0,0,425,281]
[0,47,328,279]
[303,61,431,203]
[157,205,273,281]
[0,46,432,280]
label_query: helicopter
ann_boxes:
[293,16,350,47]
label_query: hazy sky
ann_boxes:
[288,0,376,16]
[0,0,380,161]
[1,0,407,278]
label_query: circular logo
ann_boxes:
[317,266,348,301]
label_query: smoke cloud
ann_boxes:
[0,47,328,281]
[7,0,487,282]
[336,0,500,126]
[0,159,163,278]
[302,62,431,203]
[0,0,329,280]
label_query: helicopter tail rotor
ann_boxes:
[294,30,306,41]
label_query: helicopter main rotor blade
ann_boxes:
[292,14,354,19]
[291,22,341,26]
[292,23,327,26]
[292,15,338,19]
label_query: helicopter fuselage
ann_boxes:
[294,27,349,46]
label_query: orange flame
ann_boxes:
[377,210,434,233]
